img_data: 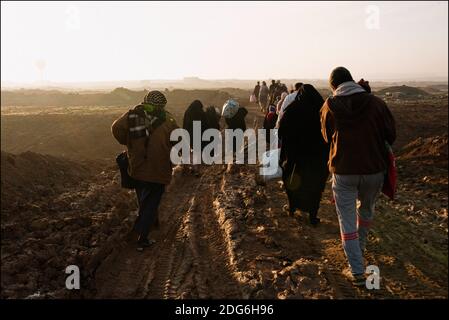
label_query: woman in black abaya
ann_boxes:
[278,84,330,225]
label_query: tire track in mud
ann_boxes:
[145,165,243,299]
[93,173,196,299]
[187,173,243,298]
[94,165,243,299]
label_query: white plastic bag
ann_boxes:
[250,94,257,103]
[222,99,240,119]
[259,148,282,181]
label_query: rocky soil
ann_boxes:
[0,94,447,299]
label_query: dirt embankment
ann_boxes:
[0,88,245,108]
[1,151,137,298]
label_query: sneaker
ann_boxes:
[342,268,366,287]
[352,274,366,287]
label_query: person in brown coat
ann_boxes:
[320,67,396,286]
[112,90,178,251]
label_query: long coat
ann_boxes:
[278,84,329,213]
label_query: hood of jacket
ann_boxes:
[327,91,373,127]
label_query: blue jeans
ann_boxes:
[133,181,165,239]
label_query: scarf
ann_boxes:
[333,81,366,97]
[142,103,167,122]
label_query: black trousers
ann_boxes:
[133,181,165,239]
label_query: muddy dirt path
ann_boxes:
[92,101,447,299]
[93,153,447,299]
[94,165,243,299]
[256,167,448,299]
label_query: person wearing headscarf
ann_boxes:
[182,100,210,175]
[111,90,178,251]
[204,105,221,130]
[183,100,208,149]
[222,99,248,155]
[263,104,278,144]
[276,91,289,114]
[276,82,303,128]
[224,103,248,131]
[278,84,330,225]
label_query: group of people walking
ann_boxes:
[257,67,396,285]
[112,66,396,288]
[253,79,290,114]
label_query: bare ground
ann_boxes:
[1,94,447,299]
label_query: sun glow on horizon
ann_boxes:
[1,1,448,84]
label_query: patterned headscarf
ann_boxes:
[143,90,167,107]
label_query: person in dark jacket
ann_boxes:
[263,105,278,129]
[225,106,248,131]
[183,100,208,149]
[268,80,277,105]
[204,106,221,130]
[182,100,210,173]
[263,104,278,144]
[278,84,329,225]
[222,100,248,155]
[253,81,261,103]
[320,66,396,286]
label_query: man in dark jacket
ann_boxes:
[320,67,396,286]
[268,80,277,105]
[253,82,261,103]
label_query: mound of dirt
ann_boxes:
[1,151,137,299]
[0,88,247,108]
[1,151,96,211]
[398,135,448,167]
[424,84,448,93]
[376,85,430,98]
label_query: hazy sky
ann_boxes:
[1,1,448,83]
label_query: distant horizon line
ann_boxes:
[2,76,448,86]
